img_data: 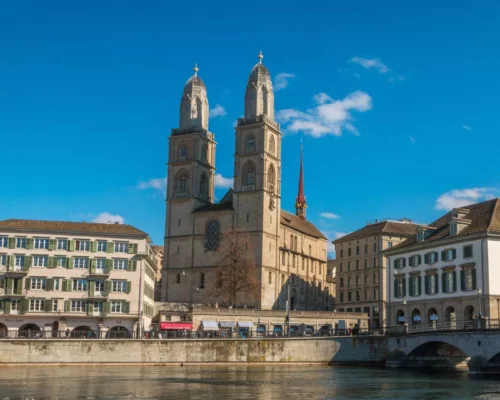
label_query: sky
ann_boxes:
[1,1,500,256]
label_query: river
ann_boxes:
[0,365,499,399]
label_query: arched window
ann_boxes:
[294,236,298,251]
[242,161,256,186]
[267,163,275,192]
[199,272,205,289]
[179,142,187,159]
[292,255,296,268]
[309,245,312,256]
[269,272,272,284]
[269,135,275,154]
[282,253,286,265]
[199,174,208,198]
[205,220,220,251]
[245,135,255,152]
[289,234,293,249]
[174,170,189,197]
[281,274,285,288]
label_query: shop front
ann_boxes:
[159,322,193,338]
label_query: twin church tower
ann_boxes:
[161,53,330,310]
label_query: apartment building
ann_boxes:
[0,219,156,337]
[333,219,420,328]
[385,199,500,326]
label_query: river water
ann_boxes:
[0,365,500,399]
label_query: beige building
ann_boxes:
[0,219,157,337]
[333,219,420,328]
[162,54,330,310]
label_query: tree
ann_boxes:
[211,229,259,307]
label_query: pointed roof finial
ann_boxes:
[258,50,263,64]
[193,64,199,76]
[295,143,307,220]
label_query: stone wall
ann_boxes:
[0,337,387,365]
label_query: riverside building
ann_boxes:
[162,53,331,310]
[385,199,500,327]
[333,219,421,328]
[0,219,156,337]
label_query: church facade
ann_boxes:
[161,54,330,311]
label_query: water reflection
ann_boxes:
[0,365,500,399]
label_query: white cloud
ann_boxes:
[349,56,390,74]
[274,73,295,91]
[137,177,167,191]
[334,232,347,239]
[209,104,227,118]
[214,173,233,189]
[409,136,415,144]
[276,90,372,138]
[463,125,472,131]
[327,241,335,253]
[320,212,340,219]
[435,188,496,211]
[92,212,125,224]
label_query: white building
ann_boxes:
[384,199,500,327]
[0,219,157,337]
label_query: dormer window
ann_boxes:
[450,223,457,236]
[417,231,424,242]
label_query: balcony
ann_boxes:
[5,265,29,276]
[3,287,27,297]
[87,290,107,299]
[88,267,110,277]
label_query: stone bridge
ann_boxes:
[387,330,500,372]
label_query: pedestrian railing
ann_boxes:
[386,318,500,336]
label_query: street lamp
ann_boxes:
[478,288,483,317]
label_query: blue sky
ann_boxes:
[1,1,499,254]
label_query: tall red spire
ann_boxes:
[295,145,307,219]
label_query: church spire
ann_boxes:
[295,144,307,219]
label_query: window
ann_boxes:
[56,256,67,268]
[347,292,352,302]
[97,241,107,252]
[11,299,20,312]
[409,276,421,297]
[95,280,105,292]
[355,275,359,286]
[443,271,456,293]
[373,257,377,268]
[205,220,220,251]
[0,278,3,289]
[340,249,343,258]
[281,253,286,265]
[364,290,368,301]
[114,242,128,253]
[0,254,6,266]
[425,252,438,264]
[73,279,88,291]
[0,237,7,248]
[356,246,360,255]
[268,135,275,154]
[34,238,49,249]
[373,272,378,284]
[31,278,47,290]
[355,260,359,270]
[75,240,90,251]
[52,300,58,312]
[450,224,457,236]
[463,269,476,291]
[347,261,351,271]
[339,277,344,288]
[425,274,438,295]
[373,243,377,252]
[112,280,127,292]
[92,301,103,313]
[394,258,406,269]
[199,174,208,198]
[199,272,205,289]
[16,237,27,248]
[96,258,106,270]
[15,255,25,267]
[245,135,255,152]
[111,301,123,313]
[356,291,360,301]
[243,161,256,186]
[57,239,68,250]
[174,170,189,196]
[339,263,343,273]
[395,277,405,298]
[364,258,367,269]
[74,257,89,269]
[442,249,456,262]
[364,274,368,284]
[33,256,48,267]
[364,244,368,254]
[373,288,379,300]
[29,299,45,312]
[179,143,187,158]
[417,231,424,242]
[268,272,272,284]
[409,255,421,267]
[463,245,473,259]
[348,248,351,257]
[71,300,86,312]
[176,273,181,284]
[267,164,275,192]
[113,259,128,270]
[387,242,393,248]
[54,279,60,290]
[347,277,351,288]
[340,292,344,303]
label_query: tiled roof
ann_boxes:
[333,220,420,244]
[152,245,164,254]
[0,219,148,237]
[387,198,500,252]
[280,210,327,240]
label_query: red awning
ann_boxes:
[160,322,193,330]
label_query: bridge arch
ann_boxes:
[407,340,470,359]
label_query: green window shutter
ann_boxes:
[0,301,3,312]
[402,278,406,297]
[8,255,15,267]
[26,238,34,249]
[418,255,422,265]
[452,271,457,292]
[48,239,56,251]
[69,240,76,251]
[63,279,72,292]
[418,276,422,296]
[64,300,71,312]
[402,258,406,268]
[48,257,56,268]
[24,256,31,269]
[6,278,13,294]
[124,301,130,314]
[44,299,52,312]
[87,303,94,316]
[103,301,110,316]
[435,274,439,294]
[4,299,11,314]
[104,280,112,296]
[460,270,465,291]
[472,269,477,291]
[47,278,55,291]
[128,243,135,254]
[20,299,28,314]
[408,278,413,296]
[8,237,15,249]
[107,242,114,253]
[90,259,97,274]
[442,273,446,293]
[452,249,457,259]
[25,278,31,290]
[424,275,429,295]
[105,259,113,273]
[89,281,96,297]
[424,254,429,264]
[128,260,137,271]
[393,279,398,297]
[91,241,97,252]
[126,281,132,294]
[441,250,446,261]
[68,258,74,269]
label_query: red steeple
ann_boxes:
[295,145,307,219]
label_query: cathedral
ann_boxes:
[161,53,330,310]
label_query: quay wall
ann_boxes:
[0,337,388,365]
